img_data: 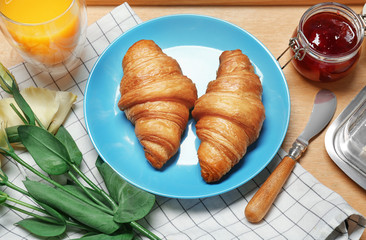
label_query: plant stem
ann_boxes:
[5,126,20,143]
[7,196,48,214]
[70,164,118,211]
[11,88,35,125]
[4,182,93,231]
[4,202,94,231]
[34,115,46,130]
[4,202,60,224]
[10,101,46,129]
[5,181,30,196]
[68,171,111,210]
[9,103,28,125]
[130,221,160,240]
[9,152,114,215]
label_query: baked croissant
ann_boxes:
[192,49,265,183]
[118,40,198,169]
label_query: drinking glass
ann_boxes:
[0,0,87,73]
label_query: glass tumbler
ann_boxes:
[0,0,87,73]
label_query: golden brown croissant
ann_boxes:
[118,40,198,169]
[192,49,265,183]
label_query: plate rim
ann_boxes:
[84,14,291,198]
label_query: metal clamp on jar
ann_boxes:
[278,2,366,82]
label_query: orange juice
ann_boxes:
[0,0,81,65]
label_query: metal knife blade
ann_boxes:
[245,89,337,223]
[298,89,337,145]
[290,89,337,160]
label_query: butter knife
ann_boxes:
[245,89,337,223]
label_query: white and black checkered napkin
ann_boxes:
[0,3,365,239]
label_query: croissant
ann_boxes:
[192,49,265,183]
[118,40,198,169]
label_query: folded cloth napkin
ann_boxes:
[0,3,365,240]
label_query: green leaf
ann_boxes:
[12,86,36,125]
[63,184,110,208]
[18,125,70,175]
[55,126,82,167]
[96,157,155,223]
[113,188,155,224]
[95,157,122,204]
[77,231,134,240]
[16,218,66,237]
[24,179,121,234]
[35,200,66,224]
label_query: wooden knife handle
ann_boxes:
[245,156,296,223]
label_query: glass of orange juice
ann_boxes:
[0,0,87,73]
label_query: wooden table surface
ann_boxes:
[0,4,365,239]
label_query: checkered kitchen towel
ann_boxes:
[0,3,365,240]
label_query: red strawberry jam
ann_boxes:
[304,12,357,55]
[291,8,363,82]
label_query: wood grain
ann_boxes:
[245,156,297,223]
[0,5,365,239]
[86,0,366,6]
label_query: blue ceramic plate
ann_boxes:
[84,14,290,199]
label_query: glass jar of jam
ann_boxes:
[289,2,365,82]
